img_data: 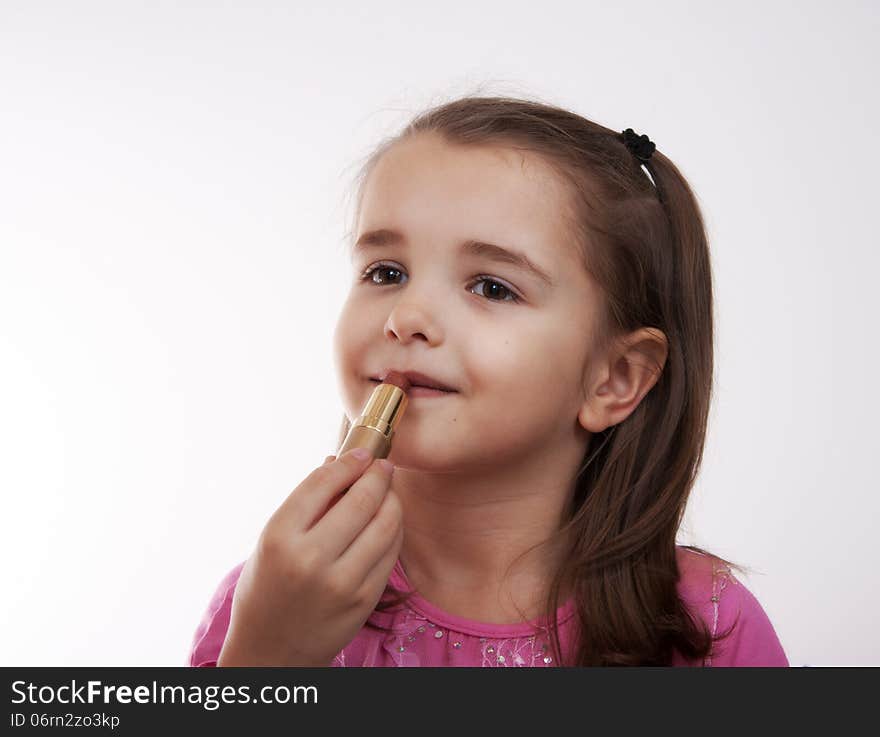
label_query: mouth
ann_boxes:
[368,376,457,398]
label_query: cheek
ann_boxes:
[334,298,370,356]
[468,324,558,381]
[332,310,350,371]
[332,302,379,415]
[467,322,582,413]
[332,312,358,379]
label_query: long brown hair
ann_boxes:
[336,94,746,666]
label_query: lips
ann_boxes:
[370,370,457,393]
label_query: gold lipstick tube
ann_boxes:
[337,382,409,460]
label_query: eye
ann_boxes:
[359,262,521,304]
[468,276,520,303]
[361,263,406,286]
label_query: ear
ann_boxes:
[578,327,668,433]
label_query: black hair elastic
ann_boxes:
[621,128,656,163]
[621,128,659,193]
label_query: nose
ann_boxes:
[383,293,443,346]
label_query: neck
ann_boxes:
[389,434,583,623]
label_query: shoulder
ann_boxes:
[187,560,247,667]
[674,546,789,667]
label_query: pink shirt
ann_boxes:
[188,546,788,667]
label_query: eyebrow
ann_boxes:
[352,228,555,287]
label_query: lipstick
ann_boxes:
[337,371,411,460]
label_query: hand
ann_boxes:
[217,449,403,667]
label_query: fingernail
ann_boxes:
[350,448,371,461]
[376,459,394,475]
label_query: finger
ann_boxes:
[310,456,394,559]
[311,455,356,522]
[278,448,374,533]
[335,489,403,588]
[357,519,404,603]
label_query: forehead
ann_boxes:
[356,132,578,269]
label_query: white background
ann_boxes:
[1,1,876,667]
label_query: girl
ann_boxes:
[188,95,789,667]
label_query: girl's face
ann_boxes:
[333,132,600,471]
